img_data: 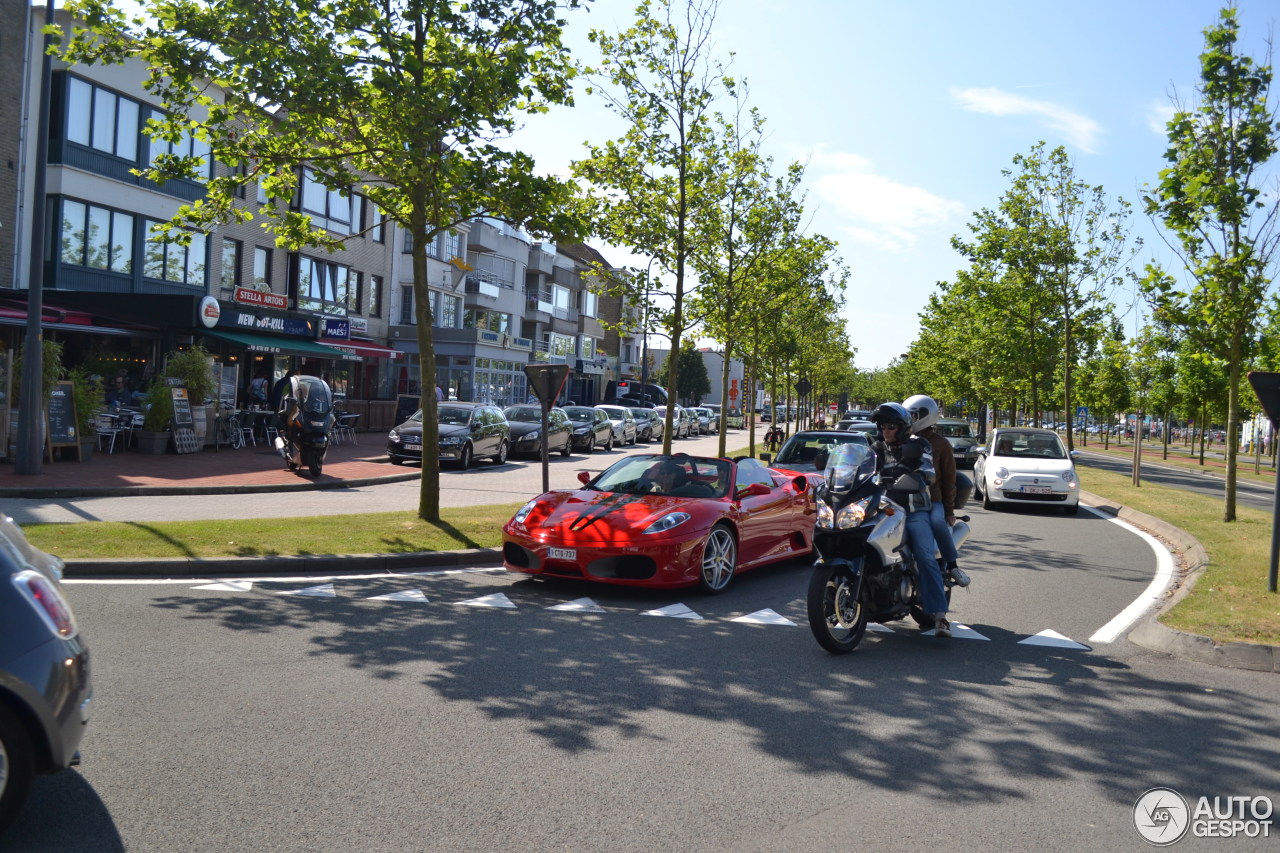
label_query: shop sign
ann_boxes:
[234,286,289,311]
[224,309,314,337]
[349,316,369,335]
[321,317,350,339]
[199,296,221,328]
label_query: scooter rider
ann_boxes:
[869,402,952,638]
[903,394,971,588]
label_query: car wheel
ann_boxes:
[0,703,35,834]
[584,437,594,454]
[459,443,473,469]
[560,438,572,457]
[698,525,737,594]
[982,486,994,511]
[1064,503,1079,516]
[605,434,613,452]
[491,440,508,464]
[389,455,404,466]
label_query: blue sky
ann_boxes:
[512,0,1280,370]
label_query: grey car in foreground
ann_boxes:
[0,515,91,834]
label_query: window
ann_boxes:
[546,332,575,357]
[398,285,415,325]
[581,289,597,318]
[403,229,414,254]
[371,207,385,243]
[347,271,363,313]
[253,247,272,290]
[580,336,595,358]
[351,194,366,237]
[146,108,211,180]
[60,199,133,273]
[221,238,241,289]
[143,220,206,286]
[295,169,351,233]
[463,310,511,335]
[553,285,570,312]
[293,255,350,314]
[438,293,459,328]
[443,229,461,260]
[66,77,140,161]
[369,275,383,317]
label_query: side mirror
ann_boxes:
[577,470,592,486]
[1069,450,1081,460]
[760,452,772,464]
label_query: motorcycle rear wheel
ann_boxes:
[807,564,867,654]
[910,586,952,628]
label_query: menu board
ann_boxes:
[395,394,421,426]
[216,362,239,408]
[46,380,78,447]
[171,386,199,454]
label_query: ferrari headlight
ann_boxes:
[816,500,834,529]
[643,512,691,534]
[513,499,538,524]
[836,497,872,529]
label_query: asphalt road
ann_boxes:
[9,491,1279,851]
[1073,448,1276,513]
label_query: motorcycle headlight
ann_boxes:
[513,499,538,525]
[816,500,834,529]
[836,497,872,529]
[643,512,691,534]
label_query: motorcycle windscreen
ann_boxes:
[292,376,333,415]
[825,443,877,494]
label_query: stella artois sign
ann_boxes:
[234,286,288,310]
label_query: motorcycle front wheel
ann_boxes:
[807,563,868,654]
[302,447,322,477]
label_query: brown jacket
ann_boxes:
[920,426,956,516]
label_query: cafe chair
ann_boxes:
[95,412,125,454]
[238,413,257,448]
[334,412,360,445]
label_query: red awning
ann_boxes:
[317,338,403,360]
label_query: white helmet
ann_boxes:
[902,394,939,434]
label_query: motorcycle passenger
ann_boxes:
[869,402,952,638]
[903,394,971,588]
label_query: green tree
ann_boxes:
[676,341,710,404]
[61,0,587,522]
[1141,6,1280,522]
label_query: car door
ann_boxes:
[733,459,799,566]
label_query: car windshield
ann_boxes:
[775,432,868,466]
[598,407,624,418]
[592,454,731,498]
[438,406,473,426]
[994,431,1067,459]
[938,422,973,438]
[565,408,595,423]
[504,406,541,422]
[628,408,650,418]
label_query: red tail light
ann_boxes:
[15,570,79,639]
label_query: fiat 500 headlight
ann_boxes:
[643,512,691,534]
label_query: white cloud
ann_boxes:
[810,148,967,253]
[1146,99,1177,136]
[950,86,1103,154]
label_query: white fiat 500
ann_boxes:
[973,427,1080,515]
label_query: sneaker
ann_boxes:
[948,563,971,588]
[934,615,951,638]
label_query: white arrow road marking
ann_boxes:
[277,583,336,598]
[732,608,796,626]
[641,603,702,619]
[368,589,429,603]
[921,622,990,640]
[1019,629,1091,650]
[192,580,255,592]
[546,597,607,613]
[460,592,516,609]
[866,623,895,633]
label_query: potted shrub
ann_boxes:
[136,381,173,454]
[162,346,217,446]
[67,367,103,460]
[10,340,64,457]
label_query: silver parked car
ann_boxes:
[595,404,638,446]
[0,515,91,833]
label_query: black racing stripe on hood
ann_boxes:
[568,491,650,532]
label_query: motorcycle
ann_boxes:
[274,374,334,477]
[806,442,972,654]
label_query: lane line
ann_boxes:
[1084,505,1176,644]
[62,567,505,585]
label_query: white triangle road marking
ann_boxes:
[276,583,336,598]
[546,597,607,613]
[192,580,255,592]
[368,589,429,603]
[1019,629,1091,650]
[866,623,894,633]
[922,622,990,640]
[460,592,516,609]
[732,608,796,626]
[641,603,702,619]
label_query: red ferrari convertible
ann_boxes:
[502,453,815,593]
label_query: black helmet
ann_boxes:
[870,402,911,434]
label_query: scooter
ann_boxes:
[806,442,971,654]
[274,374,334,477]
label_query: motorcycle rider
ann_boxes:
[869,402,952,638]
[903,394,971,588]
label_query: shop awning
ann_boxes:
[0,302,160,337]
[202,329,353,359]
[317,338,403,360]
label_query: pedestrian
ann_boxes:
[270,369,296,413]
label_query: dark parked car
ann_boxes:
[503,405,573,458]
[387,402,510,468]
[629,407,665,442]
[936,417,980,469]
[563,405,614,452]
[0,515,91,833]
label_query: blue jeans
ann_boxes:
[930,500,958,565]
[905,508,948,616]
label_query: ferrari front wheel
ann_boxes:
[697,525,737,594]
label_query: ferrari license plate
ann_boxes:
[1021,486,1052,495]
[547,547,577,561]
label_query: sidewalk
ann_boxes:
[0,435,418,497]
